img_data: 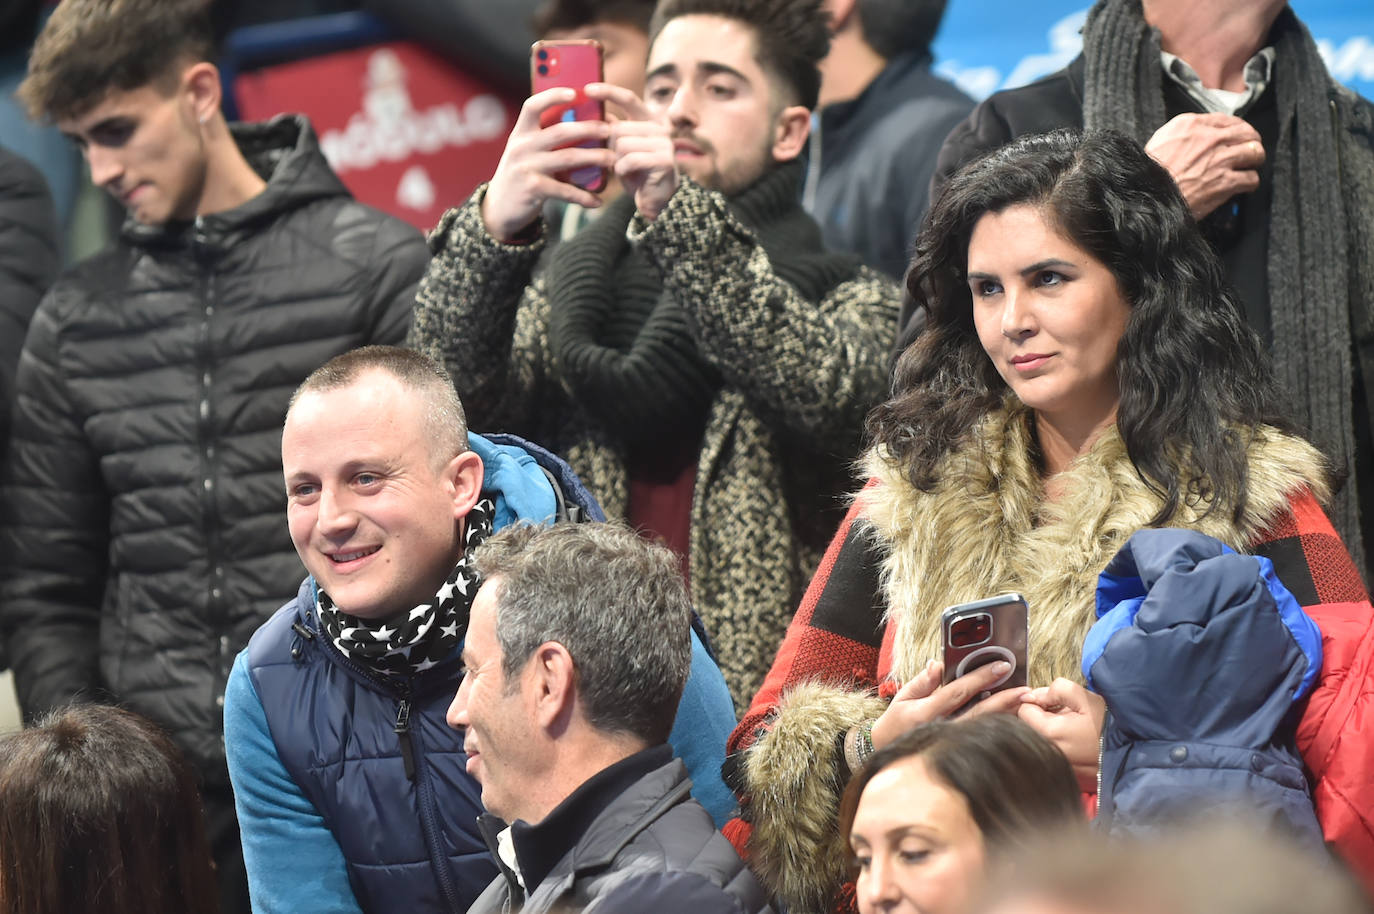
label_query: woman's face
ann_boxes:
[968,204,1130,433]
[850,755,987,914]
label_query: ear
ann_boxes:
[529,642,577,733]
[182,61,223,127]
[444,450,485,521]
[771,104,812,163]
[825,0,860,32]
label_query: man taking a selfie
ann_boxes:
[410,0,902,711]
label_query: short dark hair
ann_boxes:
[0,705,220,914]
[290,345,470,462]
[872,129,1298,527]
[473,521,692,745]
[532,0,655,36]
[649,0,830,110]
[855,0,948,61]
[19,0,216,122]
[838,715,1083,868]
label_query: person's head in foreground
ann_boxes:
[975,819,1372,914]
[19,0,262,226]
[283,345,484,624]
[872,128,1293,525]
[838,715,1084,914]
[447,520,691,824]
[0,704,220,914]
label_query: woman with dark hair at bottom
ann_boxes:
[841,716,1083,914]
[725,129,1374,913]
[0,704,220,914]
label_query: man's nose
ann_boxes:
[666,84,696,128]
[446,673,471,731]
[315,487,357,536]
[86,145,123,190]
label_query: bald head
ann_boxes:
[289,346,469,467]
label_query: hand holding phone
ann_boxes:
[870,655,1028,752]
[531,40,608,193]
[480,41,615,242]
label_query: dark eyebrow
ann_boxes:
[967,258,1078,282]
[645,62,678,82]
[1020,258,1076,276]
[698,61,748,82]
[646,60,749,84]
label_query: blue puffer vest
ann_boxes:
[245,434,605,913]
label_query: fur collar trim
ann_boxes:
[858,404,1329,687]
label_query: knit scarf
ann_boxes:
[317,498,494,677]
[1079,0,1365,566]
[544,160,860,454]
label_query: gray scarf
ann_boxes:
[1081,0,1371,567]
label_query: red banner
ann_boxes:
[235,41,519,232]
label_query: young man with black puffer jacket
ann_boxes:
[0,2,429,911]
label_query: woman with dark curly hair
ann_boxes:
[724,129,1374,914]
[0,704,220,914]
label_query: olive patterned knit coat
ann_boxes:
[409,167,902,708]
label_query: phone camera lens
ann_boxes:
[537,49,548,60]
[950,613,993,648]
[537,64,549,76]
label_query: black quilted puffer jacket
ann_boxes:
[0,114,428,783]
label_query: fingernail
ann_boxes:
[991,661,1011,673]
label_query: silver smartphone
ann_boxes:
[940,592,1029,693]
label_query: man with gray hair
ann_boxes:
[452,521,772,914]
[224,346,737,914]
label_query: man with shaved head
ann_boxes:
[223,345,737,914]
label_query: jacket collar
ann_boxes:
[508,744,672,893]
[477,748,689,902]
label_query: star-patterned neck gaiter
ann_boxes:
[316,498,494,677]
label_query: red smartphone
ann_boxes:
[940,592,1029,694]
[531,39,607,193]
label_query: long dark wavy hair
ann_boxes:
[869,129,1301,525]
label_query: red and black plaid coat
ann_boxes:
[728,481,1374,897]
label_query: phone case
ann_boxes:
[531,39,607,193]
[940,593,1029,692]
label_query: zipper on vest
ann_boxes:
[395,698,417,781]
[309,613,466,912]
[290,622,315,660]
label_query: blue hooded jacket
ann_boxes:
[1084,529,1324,846]
[225,433,737,914]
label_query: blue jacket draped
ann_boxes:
[1086,528,1324,846]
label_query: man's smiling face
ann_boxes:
[282,370,467,620]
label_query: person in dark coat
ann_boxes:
[0,2,429,911]
[805,0,973,281]
[0,145,58,448]
[909,0,1374,576]
[0,144,59,674]
[453,521,773,914]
